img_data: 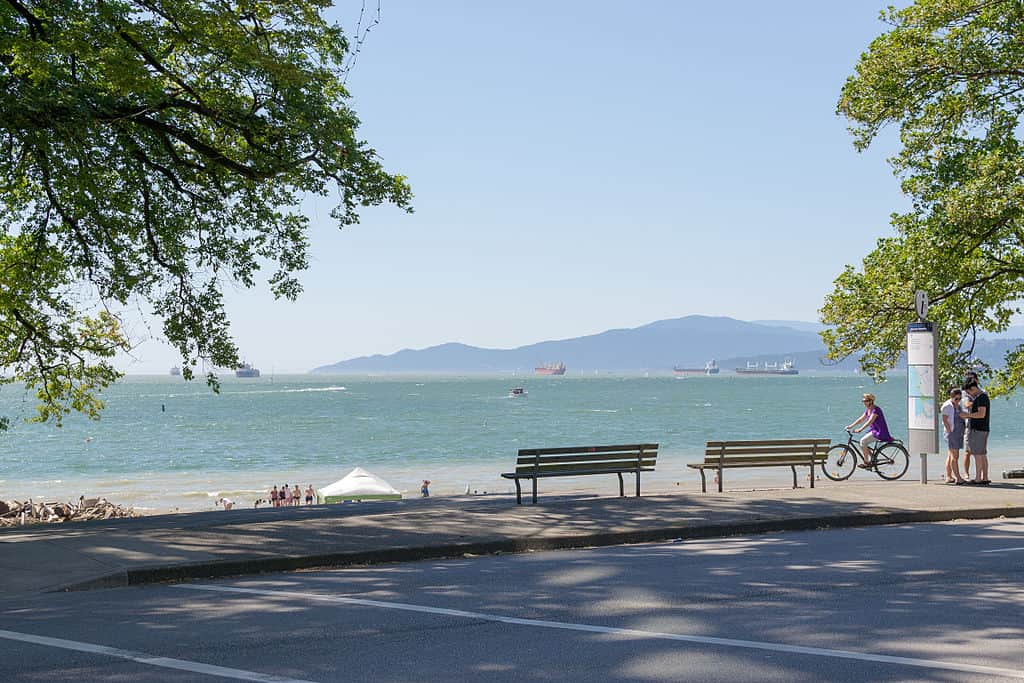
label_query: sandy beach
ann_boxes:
[1,453,994,522]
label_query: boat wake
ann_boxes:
[227,386,348,396]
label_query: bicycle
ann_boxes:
[822,430,910,481]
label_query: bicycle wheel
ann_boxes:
[874,442,909,480]
[822,444,857,481]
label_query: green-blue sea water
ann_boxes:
[1,373,1021,510]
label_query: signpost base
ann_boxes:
[920,453,928,484]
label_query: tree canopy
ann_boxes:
[823,0,1024,396]
[0,0,411,425]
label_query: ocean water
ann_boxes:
[1,373,1020,511]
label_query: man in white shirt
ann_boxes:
[940,388,966,484]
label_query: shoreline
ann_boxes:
[1,461,1008,520]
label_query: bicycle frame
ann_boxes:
[844,430,903,464]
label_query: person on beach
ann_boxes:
[941,388,967,484]
[292,484,301,506]
[216,497,234,510]
[845,393,893,467]
[305,485,314,505]
[961,380,991,484]
[421,480,430,498]
[961,371,982,480]
[270,485,279,508]
[283,484,292,506]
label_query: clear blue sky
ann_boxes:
[123,1,911,373]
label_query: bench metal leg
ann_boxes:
[636,469,641,497]
[532,477,538,504]
[617,473,624,497]
[718,466,723,493]
[699,469,706,493]
[513,478,522,505]
[810,461,815,488]
[790,466,797,489]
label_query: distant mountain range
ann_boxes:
[311,315,1024,374]
[311,316,813,373]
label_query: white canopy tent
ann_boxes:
[317,467,402,504]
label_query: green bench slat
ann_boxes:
[511,460,657,475]
[689,461,819,469]
[518,444,658,457]
[504,467,656,479]
[696,456,825,466]
[705,439,831,448]
[703,445,829,457]
[517,452,655,465]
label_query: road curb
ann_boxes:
[56,505,1024,593]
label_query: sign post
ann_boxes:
[907,291,939,482]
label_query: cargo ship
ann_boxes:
[735,359,798,375]
[673,360,719,376]
[235,362,261,378]
[534,362,566,376]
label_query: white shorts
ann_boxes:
[860,433,880,448]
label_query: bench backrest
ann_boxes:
[701,438,831,466]
[514,444,659,476]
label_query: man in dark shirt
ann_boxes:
[961,381,990,484]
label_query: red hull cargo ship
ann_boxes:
[535,362,566,376]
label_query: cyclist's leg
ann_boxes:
[859,432,878,465]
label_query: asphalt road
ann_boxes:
[3,518,1024,682]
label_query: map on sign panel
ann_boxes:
[909,396,936,430]
[908,366,934,398]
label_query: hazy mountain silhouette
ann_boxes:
[311,314,1024,374]
[311,315,834,373]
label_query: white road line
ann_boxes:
[980,547,1024,554]
[0,629,317,683]
[178,584,1024,680]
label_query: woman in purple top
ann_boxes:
[845,393,893,467]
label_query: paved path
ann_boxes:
[1,480,1022,597]
[3,517,1024,681]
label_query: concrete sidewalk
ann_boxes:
[1,481,1022,597]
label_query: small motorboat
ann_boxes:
[509,387,527,397]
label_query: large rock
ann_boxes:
[0,500,9,515]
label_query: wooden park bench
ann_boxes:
[501,443,658,504]
[688,438,831,493]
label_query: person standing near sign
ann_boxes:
[940,388,967,484]
[961,380,990,485]
[961,370,981,479]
